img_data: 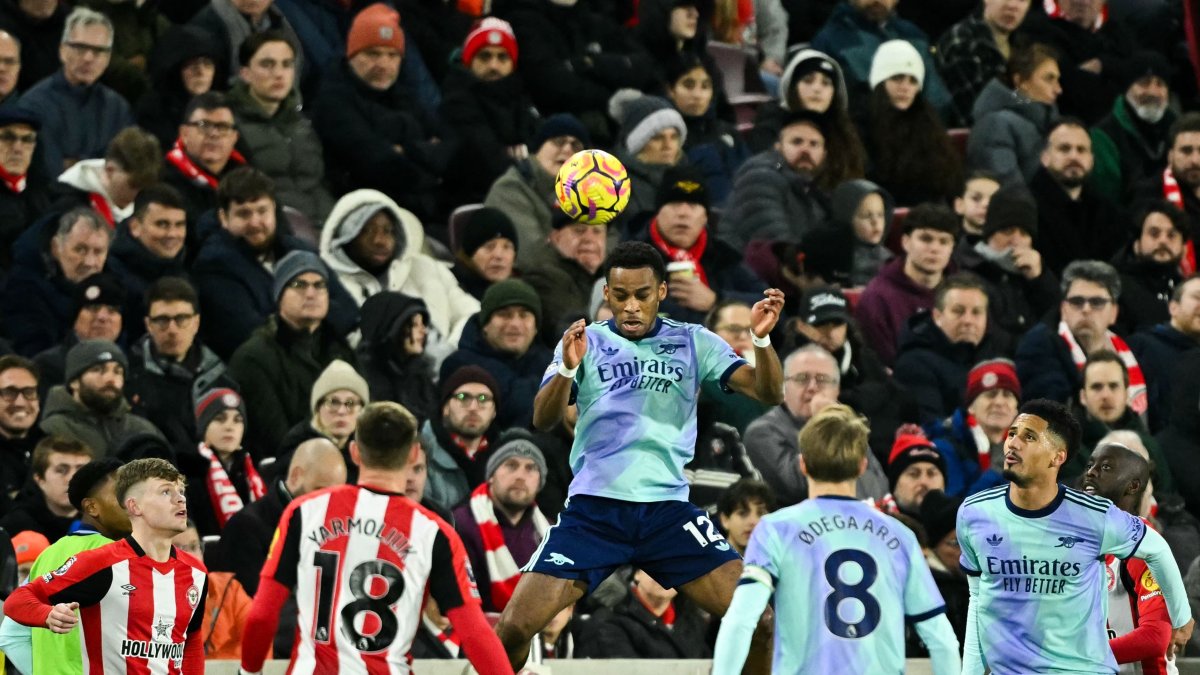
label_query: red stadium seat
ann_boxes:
[707,41,774,133]
[885,207,910,255]
[947,128,969,162]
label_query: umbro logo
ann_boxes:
[121,584,137,596]
[986,534,1003,547]
[1056,536,1085,549]
[544,552,575,566]
[655,343,685,355]
[600,346,619,356]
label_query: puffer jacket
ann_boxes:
[720,149,829,250]
[967,78,1058,186]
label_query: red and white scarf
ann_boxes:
[0,163,26,194]
[421,615,460,657]
[1162,167,1197,275]
[166,138,245,189]
[88,192,115,228]
[197,443,266,528]
[468,482,549,611]
[1057,321,1148,416]
[650,218,710,287]
[965,413,991,471]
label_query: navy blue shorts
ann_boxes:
[523,495,741,590]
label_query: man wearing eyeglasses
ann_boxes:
[163,91,246,222]
[0,355,43,511]
[15,7,132,178]
[420,365,503,511]
[0,106,52,271]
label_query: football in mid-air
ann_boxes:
[555,149,631,226]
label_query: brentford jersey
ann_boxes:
[261,484,481,674]
[14,536,207,674]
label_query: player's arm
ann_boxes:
[961,575,986,675]
[3,554,110,631]
[1128,526,1194,656]
[712,570,773,674]
[0,616,33,675]
[430,527,515,675]
[182,577,209,675]
[1110,557,1172,665]
[726,289,785,405]
[241,504,304,675]
[533,319,586,430]
[913,614,961,675]
[901,534,961,675]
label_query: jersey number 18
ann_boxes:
[314,551,407,652]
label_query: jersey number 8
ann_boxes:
[823,549,881,639]
[314,551,407,652]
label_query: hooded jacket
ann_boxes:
[319,189,479,364]
[830,179,894,287]
[748,48,851,153]
[356,292,438,424]
[38,385,164,458]
[967,78,1058,187]
[56,159,132,225]
[893,311,1002,423]
[135,24,226,148]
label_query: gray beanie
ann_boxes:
[618,95,687,155]
[273,250,329,302]
[65,340,128,384]
[485,436,547,490]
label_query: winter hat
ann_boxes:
[115,432,175,462]
[964,358,1021,406]
[485,432,547,489]
[981,185,1038,241]
[918,489,963,546]
[194,387,246,438]
[614,94,687,155]
[779,48,846,111]
[1122,50,1173,91]
[480,278,541,326]
[0,107,39,131]
[12,531,48,567]
[529,113,590,153]
[799,286,849,326]
[869,40,925,91]
[460,207,519,256]
[655,165,709,211]
[887,434,946,490]
[73,272,125,319]
[273,250,328,303]
[310,359,371,412]
[462,17,518,67]
[346,3,405,59]
[65,340,127,384]
[439,365,501,408]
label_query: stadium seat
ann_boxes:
[947,128,969,162]
[448,203,485,254]
[283,205,319,247]
[886,207,910,255]
[707,42,773,132]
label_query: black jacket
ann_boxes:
[1113,247,1179,337]
[0,431,39,517]
[0,214,86,356]
[125,335,232,459]
[0,0,66,92]
[1130,323,1200,434]
[355,292,438,425]
[575,590,711,659]
[1029,166,1128,276]
[1015,319,1080,405]
[106,225,190,340]
[135,24,226,149]
[0,175,53,271]
[893,312,1002,423]
[1158,350,1200,520]
[953,237,1060,347]
[0,490,75,543]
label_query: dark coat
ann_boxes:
[721,150,829,251]
[1113,247,1179,337]
[1090,95,1176,205]
[575,590,711,659]
[681,107,750,208]
[0,490,74,543]
[1129,323,1200,434]
[16,71,134,179]
[0,0,66,92]
[967,78,1058,187]
[225,315,357,461]
[274,421,357,486]
[356,292,439,425]
[135,24,226,149]
[1135,173,1200,241]
[1029,166,1127,277]
[183,446,260,536]
[1066,403,1171,494]
[220,478,290,595]
[521,250,601,347]
[438,316,553,431]
[0,215,85,356]
[32,333,82,401]
[1158,351,1200,520]
[0,176,53,271]
[1014,320,1079,405]
[893,312,1002,423]
[161,156,246,227]
[106,225,190,339]
[953,237,1060,347]
[0,431,40,516]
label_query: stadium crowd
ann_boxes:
[0,0,1197,667]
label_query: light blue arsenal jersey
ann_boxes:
[957,484,1147,674]
[741,496,946,674]
[541,317,746,502]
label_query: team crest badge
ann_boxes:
[54,556,77,576]
[187,585,201,608]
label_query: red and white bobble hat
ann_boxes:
[462,17,518,67]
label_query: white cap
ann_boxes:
[869,39,925,91]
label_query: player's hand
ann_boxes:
[561,319,588,369]
[46,602,78,633]
[750,289,785,340]
[1169,617,1194,658]
[667,276,717,311]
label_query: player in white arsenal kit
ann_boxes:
[238,402,513,675]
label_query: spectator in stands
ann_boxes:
[420,365,501,512]
[188,0,303,90]
[485,114,592,269]
[32,272,124,395]
[954,172,1001,246]
[54,126,161,229]
[881,434,946,518]
[1114,201,1187,336]
[73,0,167,104]
[953,184,1059,342]
[310,3,450,223]
[226,251,357,459]
[715,478,775,556]
[0,355,42,510]
[0,31,16,107]
[810,0,952,116]
[723,110,830,251]
[894,273,1002,422]
[935,0,1032,127]
[750,49,866,192]
[12,529,46,583]
[1130,276,1200,433]
[1090,52,1175,205]
[277,360,367,482]
[665,53,748,206]
[576,568,711,659]
[171,520,257,661]
[744,345,888,506]
[440,280,550,430]
[320,189,479,364]
[136,24,223,149]
[439,18,538,209]
[1136,113,1200,239]
[611,94,688,225]
[229,30,332,224]
[453,432,549,613]
[451,207,518,301]
[163,92,247,222]
[1016,260,1145,410]
[918,490,969,646]
[1,207,111,356]
[827,179,893,287]
[192,168,357,358]
[106,185,190,328]
[1030,118,1126,275]
[0,0,64,92]
[184,387,265,535]
[523,214,607,344]
[39,340,162,456]
[17,8,132,177]
[967,43,1061,186]
[0,108,51,271]
[855,202,958,366]
[0,436,90,542]
[635,0,714,87]
[925,358,1021,496]
[125,277,230,458]
[356,292,438,424]
[1158,351,1200,520]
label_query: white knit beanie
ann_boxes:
[869,40,925,91]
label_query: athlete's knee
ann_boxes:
[494,612,537,649]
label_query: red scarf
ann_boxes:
[451,433,488,461]
[468,482,549,611]
[197,443,265,528]
[0,163,26,194]
[964,413,992,471]
[649,218,710,287]
[632,585,675,626]
[1162,167,1197,275]
[1043,0,1107,28]
[1057,321,1148,416]
[89,192,115,228]
[166,138,245,189]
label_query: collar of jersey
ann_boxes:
[604,317,663,340]
[1004,483,1066,519]
[124,535,178,559]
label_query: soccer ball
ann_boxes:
[555,149,631,226]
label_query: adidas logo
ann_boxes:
[600,346,619,356]
[986,534,1003,547]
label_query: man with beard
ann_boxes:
[879,434,947,518]
[1091,52,1176,205]
[419,366,501,512]
[452,433,549,613]
[1131,275,1200,433]
[1137,113,1200,272]
[38,341,162,457]
[926,359,1021,496]
[0,356,42,510]
[1029,119,1126,276]
[1114,201,1187,335]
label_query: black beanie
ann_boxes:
[982,185,1038,242]
[459,207,519,257]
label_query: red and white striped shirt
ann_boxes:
[249,484,482,674]
[3,536,208,675]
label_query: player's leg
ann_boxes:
[679,560,775,675]
[494,572,587,669]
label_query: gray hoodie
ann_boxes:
[831,179,895,286]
